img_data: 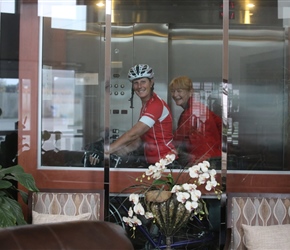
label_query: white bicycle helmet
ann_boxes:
[128,64,154,82]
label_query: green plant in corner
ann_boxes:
[0,164,39,227]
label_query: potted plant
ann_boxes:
[0,164,39,227]
[122,154,222,250]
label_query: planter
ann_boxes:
[145,190,192,249]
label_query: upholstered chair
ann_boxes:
[225,193,290,250]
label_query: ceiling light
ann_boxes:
[247,3,255,8]
[96,2,105,7]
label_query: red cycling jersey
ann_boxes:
[139,92,177,164]
[174,96,221,166]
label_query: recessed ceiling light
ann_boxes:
[247,3,255,8]
[96,2,105,7]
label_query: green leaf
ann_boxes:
[18,189,28,204]
[0,165,25,175]
[152,179,168,186]
[166,174,174,185]
[0,165,38,192]
[0,199,16,227]
[0,196,27,227]
[0,190,9,197]
[0,165,38,228]
[12,172,39,192]
[0,180,13,189]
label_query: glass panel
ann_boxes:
[38,1,223,171]
[38,1,290,172]
[228,0,289,171]
[0,78,19,168]
[0,10,20,169]
[108,1,223,170]
[39,3,105,168]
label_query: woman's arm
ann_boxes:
[114,137,142,156]
[106,121,150,154]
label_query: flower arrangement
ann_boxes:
[122,154,222,237]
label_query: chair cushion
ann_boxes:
[242,224,290,250]
[32,211,92,224]
[230,195,290,249]
[32,192,102,220]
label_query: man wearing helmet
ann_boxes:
[105,64,177,164]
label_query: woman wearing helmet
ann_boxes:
[105,64,177,164]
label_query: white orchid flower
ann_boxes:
[209,169,217,177]
[155,163,166,173]
[131,215,142,226]
[165,154,176,163]
[198,172,210,184]
[190,189,201,201]
[202,161,210,168]
[176,191,190,203]
[182,183,197,192]
[206,179,218,191]
[128,206,133,217]
[171,185,182,193]
[129,193,140,204]
[188,165,200,178]
[123,216,133,227]
[152,171,162,179]
[145,165,157,176]
[145,212,154,219]
[199,162,209,173]
[155,161,164,168]
[185,200,198,211]
[159,158,168,166]
[133,202,145,215]
[205,181,213,191]
[161,163,168,170]
[211,175,217,183]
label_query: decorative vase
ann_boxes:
[145,190,192,250]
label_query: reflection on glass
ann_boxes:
[228,0,288,171]
[0,78,22,169]
[41,69,85,167]
[38,0,77,17]
[38,0,289,171]
[39,1,105,167]
[39,2,225,169]
[0,0,15,14]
